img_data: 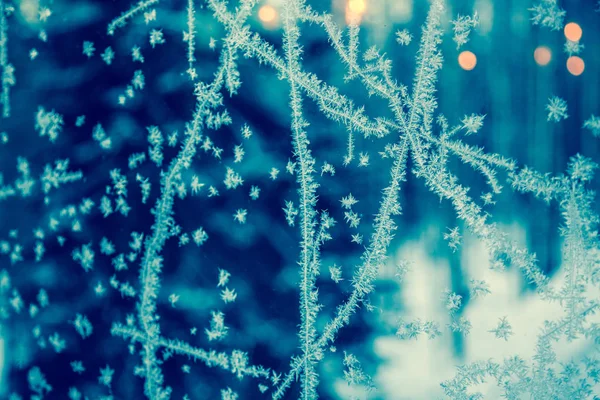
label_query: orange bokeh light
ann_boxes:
[258,5,277,23]
[458,51,477,71]
[564,22,582,42]
[534,46,552,66]
[566,56,585,76]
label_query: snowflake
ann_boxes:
[358,152,370,167]
[101,47,115,65]
[132,46,145,63]
[583,115,600,137]
[82,41,95,58]
[452,13,479,49]
[443,227,462,252]
[530,0,566,31]
[39,7,52,21]
[98,365,114,388]
[443,290,462,314]
[144,9,157,24]
[220,287,237,303]
[218,269,231,287]
[192,227,208,246]
[169,293,179,307]
[461,113,485,134]
[149,29,166,48]
[233,209,247,224]
[233,144,245,163]
[249,185,261,200]
[546,96,568,122]
[329,264,343,283]
[395,29,412,45]
[489,316,514,341]
[564,40,584,56]
[350,233,363,245]
[241,124,252,139]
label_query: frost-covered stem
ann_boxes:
[562,184,587,337]
[343,129,354,166]
[0,0,13,118]
[137,110,202,400]
[517,173,599,335]
[112,322,272,380]
[401,0,444,165]
[319,140,407,344]
[186,0,196,79]
[107,0,160,35]
[540,303,599,342]
[310,212,331,270]
[282,0,321,398]
[136,68,225,400]
[157,338,271,379]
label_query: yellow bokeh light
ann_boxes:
[564,22,582,42]
[258,5,277,24]
[566,56,585,76]
[348,0,366,14]
[534,46,552,66]
[458,51,477,71]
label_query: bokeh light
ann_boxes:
[258,5,277,24]
[20,0,40,23]
[534,46,552,66]
[348,0,366,14]
[564,22,582,42]
[458,51,477,71]
[346,0,366,24]
[566,56,585,76]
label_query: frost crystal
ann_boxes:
[452,13,479,49]
[546,96,568,122]
[530,0,566,30]
[35,107,63,143]
[395,29,412,45]
[583,115,600,137]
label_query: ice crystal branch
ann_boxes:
[280,0,322,398]
[185,0,197,80]
[131,3,256,397]
[512,155,600,339]
[134,55,226,400]
[107,0,160,35]
[0,0,15,118]
[208,0,390,139]
[112,322,271,380]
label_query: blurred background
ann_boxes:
[0,0,599,399]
